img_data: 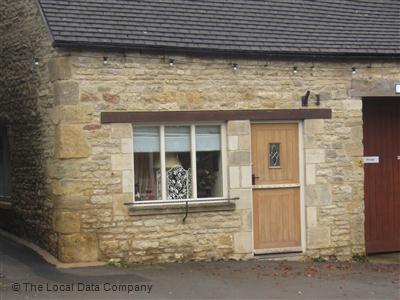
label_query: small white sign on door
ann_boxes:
[363,156,379,164]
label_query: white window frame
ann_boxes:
[132,123,228,203]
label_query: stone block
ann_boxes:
[241,210,253,231]
[103,93,120,104]
[52,180,93,196]
[306,164,316,185]
[55,124,91,158]
[58,233,99,263]
[306,206,317,227]
[350,79,399,97]
[48,57,72,81]
[229,166,240,188]
[230,188,252,209]
[304,119,325,134]
[228,151,251,166]
[132,240,160,250]
[53,211,80,233]
[227,121,250,135]
[111,124,132,138]
[111,154,133,170]
[344,142,363,156]
[305,184,332,206]
[238,135,250,151]
[350,126,363,141]
[113,193,131,216]
[61,105,93,124]
[305,149,325,164]
[240,166,252,188]
[228,136,238,151]
[53,194,91,210]
[343,99,362,111]
[90,195,112,204]
[350,215,365,246]
[307,227,331,249]
[80,91,100,102]
[121,138,133,154]
[233,231,252,254]
[304,134,318,149]
[54,81,79,105]
[122,170,133,193]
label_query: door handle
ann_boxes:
[252,174,260,185]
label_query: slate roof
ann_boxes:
[38,0,400,56]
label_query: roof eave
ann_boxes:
[52,41,400,61]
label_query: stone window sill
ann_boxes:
[127,200,236,217]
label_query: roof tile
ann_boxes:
[38,0,400,56]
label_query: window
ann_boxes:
[0,126,11,197]
[269,143,280,167]
[133,124,226,201]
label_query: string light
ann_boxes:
[2,53,398,72]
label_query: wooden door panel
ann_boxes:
[363,98,400,253]
[253,188,301,249]
[251,124,299,185]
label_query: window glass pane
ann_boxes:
[196,126,222,198]
[196,151,222,198]
[269,143,280,167]
[196,126,221,151]
[165,126,190,152]
[133,127,160,153]
[134,152,160,201]
[165,126,192,199]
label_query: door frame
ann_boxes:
[250,120,306,255]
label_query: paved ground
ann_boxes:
[0,235,399,299]
[368,252,400,265]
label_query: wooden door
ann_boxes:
[251,123,301,253]
[363,98,400,253]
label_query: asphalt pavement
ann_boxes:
[0,234,399,299]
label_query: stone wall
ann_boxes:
[2,5,399,262]
[0,0,58,254]
[46,50,399,262]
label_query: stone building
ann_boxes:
[0,0,399,263]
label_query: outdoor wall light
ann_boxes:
[301,90,310,107]
[169,58,175,66]
[103,57,108,64]
[316,94,321,106]
[293,66,298,74]
[232,63,238,71]
[34,58,39,65]
[352,67,356,74]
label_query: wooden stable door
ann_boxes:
[251,123,301,253]
[363,99,400,253]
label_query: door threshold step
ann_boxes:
[254,252,305,261]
